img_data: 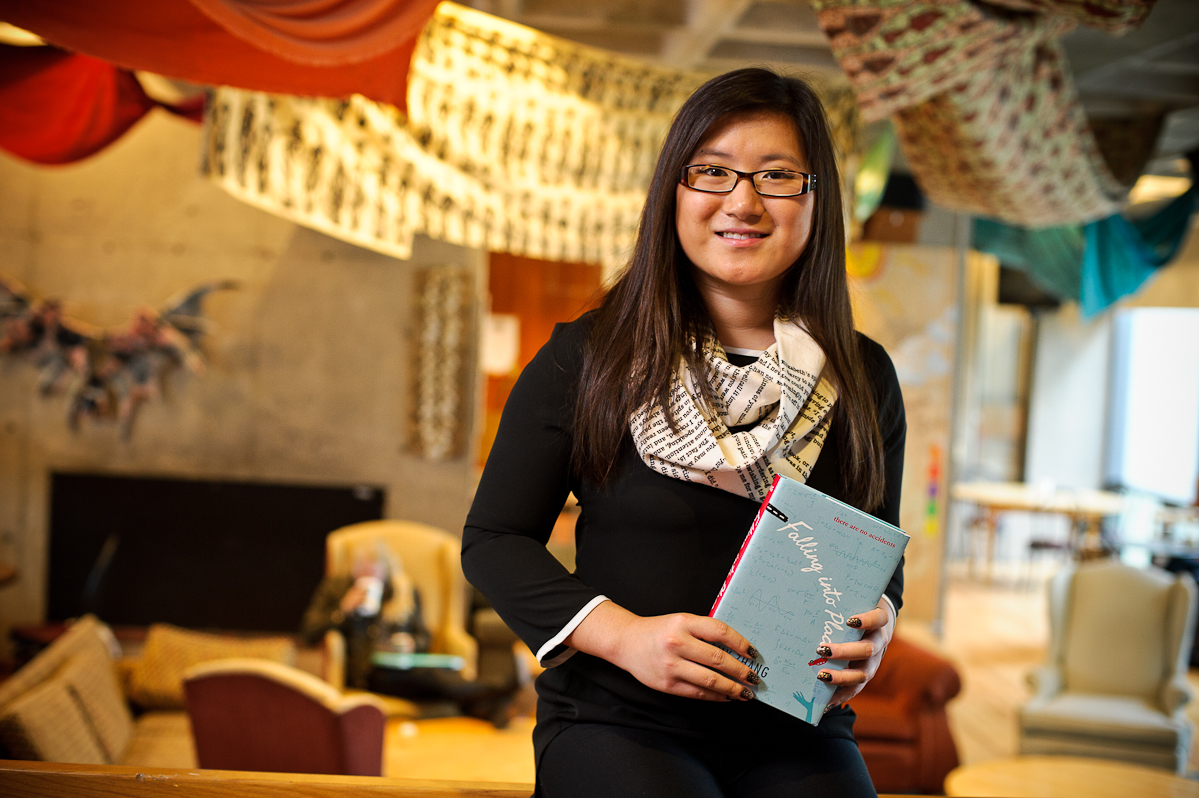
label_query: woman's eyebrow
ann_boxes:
[693,148,804,167]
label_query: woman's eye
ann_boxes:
[761,171,792,181]
[700,166,729,177]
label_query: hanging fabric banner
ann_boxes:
[892,40,1123,226]
[186,0,440,66]
[0,0,439,111]
[1080,183,1198,316]
[973,155,1197,317]
[200,77,657,267]
[810,0,1074,123]
[0,44,203,165]
[809,0,1154,227]
[853,124,895,224]
[200,2,863,268]
[972,218,1085,300]
[974,0,1155,34]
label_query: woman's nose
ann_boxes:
[722,176,765,219]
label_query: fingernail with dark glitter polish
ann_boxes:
[817,671,833,682]
[847,617,863,628]
[817,645,832,657]
[741,688,754,700]
[747,645,759,659]
[746,671,761,685]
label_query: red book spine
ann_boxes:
[709,473,783,617]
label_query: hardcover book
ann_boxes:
[709,474,909,724]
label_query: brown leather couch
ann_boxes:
[851,635,963,794]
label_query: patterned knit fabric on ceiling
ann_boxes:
[200,2,862,268]
[969,0,1155,34]
[893,40,1124,225]
[810,0,1156,226]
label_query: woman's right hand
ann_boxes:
[565,600,761,701]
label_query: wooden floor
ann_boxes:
[384,716,537,783]
[382,561,1199,783]
[899,562,1053,768]
[901,560,1199,773]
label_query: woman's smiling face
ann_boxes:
[675,111,815,302]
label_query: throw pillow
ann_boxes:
[128,624,296,709]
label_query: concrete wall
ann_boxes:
[0,111,484,641]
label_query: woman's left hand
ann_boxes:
[817,599,895,708]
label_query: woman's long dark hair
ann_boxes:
[572,68,885,511]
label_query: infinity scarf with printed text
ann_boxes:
[630,319,837,501]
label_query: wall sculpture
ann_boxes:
[0,276,236,438]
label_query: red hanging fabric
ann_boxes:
[0,44,207,165]
[0,44,155,165]
[0,0,439,111]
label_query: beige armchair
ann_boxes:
[1019,560,1197,773]
[322,520,477,685]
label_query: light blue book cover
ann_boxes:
[709,474,909,725]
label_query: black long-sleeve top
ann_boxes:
[462,314,906,768]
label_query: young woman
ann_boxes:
[462,68,906,797]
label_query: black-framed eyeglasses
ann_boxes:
[680,164,816,197]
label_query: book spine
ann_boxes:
[709,474,783,617]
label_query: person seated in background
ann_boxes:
[301,541,520,725]
[301,541,430,690]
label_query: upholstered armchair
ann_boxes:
[851,635,963,794]
[184,658,387,776]
[1019,560,1197,773]
[322,520,477,685]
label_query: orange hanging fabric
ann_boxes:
[187,0,439,65]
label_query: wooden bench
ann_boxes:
[0,760,933,797]
[0,761,534,798]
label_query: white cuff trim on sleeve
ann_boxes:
[881,594,897,622]
[536,595,610,667]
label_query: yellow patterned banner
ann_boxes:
[201,2,861,267]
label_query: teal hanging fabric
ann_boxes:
[1081,185,1197,317]
[971,217,1084,299]
[1080,217,1158,317]
[973,165,1197,316]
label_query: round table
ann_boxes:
[944,756,1199,798]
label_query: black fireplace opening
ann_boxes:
[48,472,386,633]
